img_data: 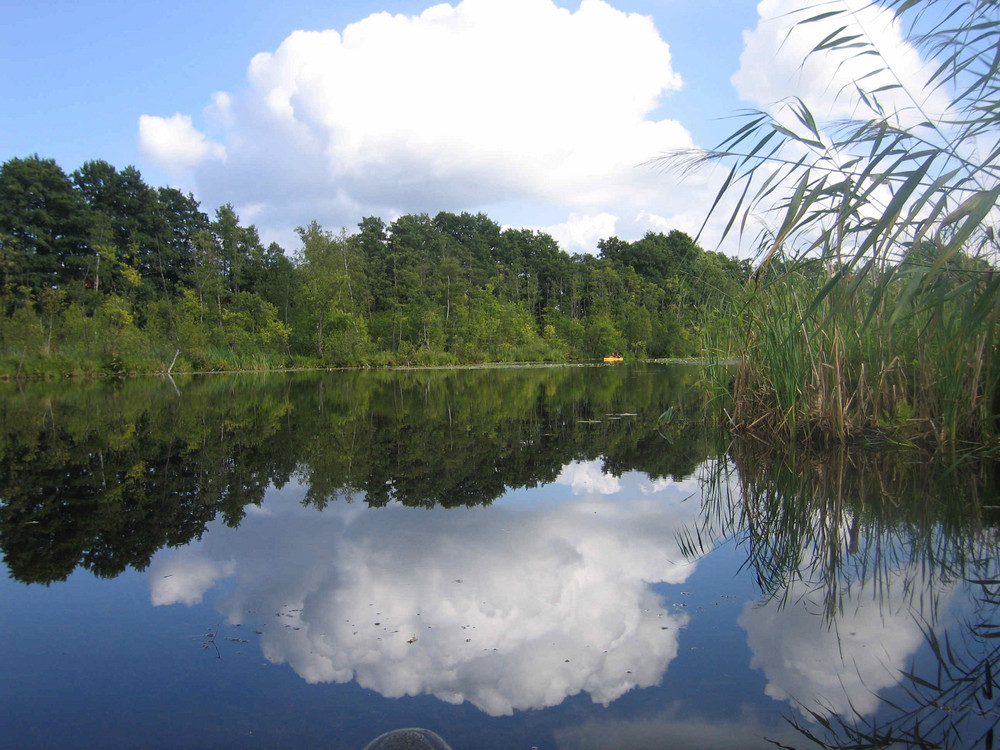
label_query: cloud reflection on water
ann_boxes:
[740,571,957,721]
[149,461,703,716]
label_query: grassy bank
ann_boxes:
[0,346,584,380]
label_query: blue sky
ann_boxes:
[0,0,934,256]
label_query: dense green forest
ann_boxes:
[0,155,749,376]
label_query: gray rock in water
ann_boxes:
[363,727,452,750]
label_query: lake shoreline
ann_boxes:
[0,356,717,381]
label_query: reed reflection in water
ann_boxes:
[692,439,1000,749]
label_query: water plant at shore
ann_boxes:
[680,0,1000,450]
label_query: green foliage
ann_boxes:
[0,156,92,291]
[584,313,622,359]
[0,152,748,375]
[4,304,43,356]
[671,0,1000,449]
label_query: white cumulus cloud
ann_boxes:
[149,555,234,606]
[555,459,623,495]
[137,0,707,254]
[537,213,620,257]
[733,0,949,127]
[138,113,225,175]
[740,571,958,720]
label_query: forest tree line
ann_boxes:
[0,154,750,375]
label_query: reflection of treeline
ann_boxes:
[691,439,1000,619]
[0,377,295,584]
[296,364,712,508]
[0,156,749,376]
[0,365,714,584]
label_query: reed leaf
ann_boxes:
[669,0,1000,450]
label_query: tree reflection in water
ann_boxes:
[0,364,710,585]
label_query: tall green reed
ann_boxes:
[706,249,1000,447]
[674,0,1000,450]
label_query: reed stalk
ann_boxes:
[674,0,1000,451]
[694,440,999,611]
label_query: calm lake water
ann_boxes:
[1,363,999,749]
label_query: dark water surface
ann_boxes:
[1,364,998,749]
